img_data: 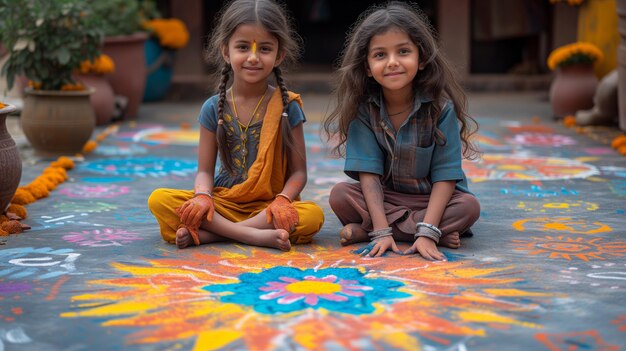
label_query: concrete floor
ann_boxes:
[2,91,626,350]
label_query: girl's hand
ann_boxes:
[404,237,446,261]
[176,194,214,228]
[365,236,401,257]
[266,195,299,232]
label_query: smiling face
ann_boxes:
[222,23,284,88]
[366,27,421,97]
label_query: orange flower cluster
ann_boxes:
[547,42,603,71]
[612,135,626,155]
[78,55,115,75]
[143,18,189,49]
[80,123,119,155]
[563,115,577,127]
[28,81,85,91]
[1,156,75,235]
[0,102,6,109]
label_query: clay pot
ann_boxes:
[550,64,599,119]
[103,32,148,119]
[76,74,116,125]
[21,88,95,156]
[0,104,21,213]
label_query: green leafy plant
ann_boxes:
[0,0,103,91]
[90,0,157,37]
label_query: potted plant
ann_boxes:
[91,0,152,119]
[0,0,102,156]
[547,42,604,118]
[142,17,190,101]
[76,54,116,125]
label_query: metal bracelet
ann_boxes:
[416,222,442,236]
[414,225,441,244]
[193,191,213,198]
[368,227,393,241]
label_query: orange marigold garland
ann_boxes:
[4,156,76,234]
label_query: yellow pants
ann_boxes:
[147,188,324,245]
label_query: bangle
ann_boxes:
[194,191,213,198]
[415,222,442,244]
[368,227,393,241]
[276,193,292,202]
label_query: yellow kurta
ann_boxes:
[148,89,324,244]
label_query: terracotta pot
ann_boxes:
[617,0,626,131]
[103,32,148,119]
[549,64,599,118]
[76,74,116,126]
[21,88,95,156]
[0,104,21,213]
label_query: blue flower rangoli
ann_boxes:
[204,267,410,315]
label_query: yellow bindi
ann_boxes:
[251,40,257,55]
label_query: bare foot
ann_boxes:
[339,223,369,246]
[176,227,195,249]
[439,231,461,249]
[246,229,292,251]
[176,227,229,249]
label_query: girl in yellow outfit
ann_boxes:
[148,0,324,250]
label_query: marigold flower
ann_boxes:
[1,220,23,234]
[26,182,50,199]
[547,42,603,71]
[7,204,27,219]
[0,102,6,109]
[35,176,57,191]
[618,145,626,156]
[12,188,36,205]
[144,18,189,49]
[51,156,75,170]
[563,115,577,127]
[60,82,85,91]
[0,215,8,223]
[78,54,115,75]
[82,140,98,153]
[611,135,626,149]
[0,227,8,236]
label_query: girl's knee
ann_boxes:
[147,188,169,213]
[329,182,352,211]
[293,203,325,244]
[459,193,481,224]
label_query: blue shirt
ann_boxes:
[344,92,471,195]
[198,94,306,188]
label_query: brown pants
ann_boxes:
[328,182,480,242]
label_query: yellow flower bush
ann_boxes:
[547,42,604,71]
[143,18,189,49]
[79,54,115,75]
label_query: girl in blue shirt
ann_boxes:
[323,1,480,261]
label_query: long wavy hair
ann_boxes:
[323,1,479,160]
[205,0,303,174]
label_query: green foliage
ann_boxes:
[0,0,103,91]
[89,0,158,37]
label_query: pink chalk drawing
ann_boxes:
[59,185,130,199]
[506,133,577,147]
[63,228,144,247]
